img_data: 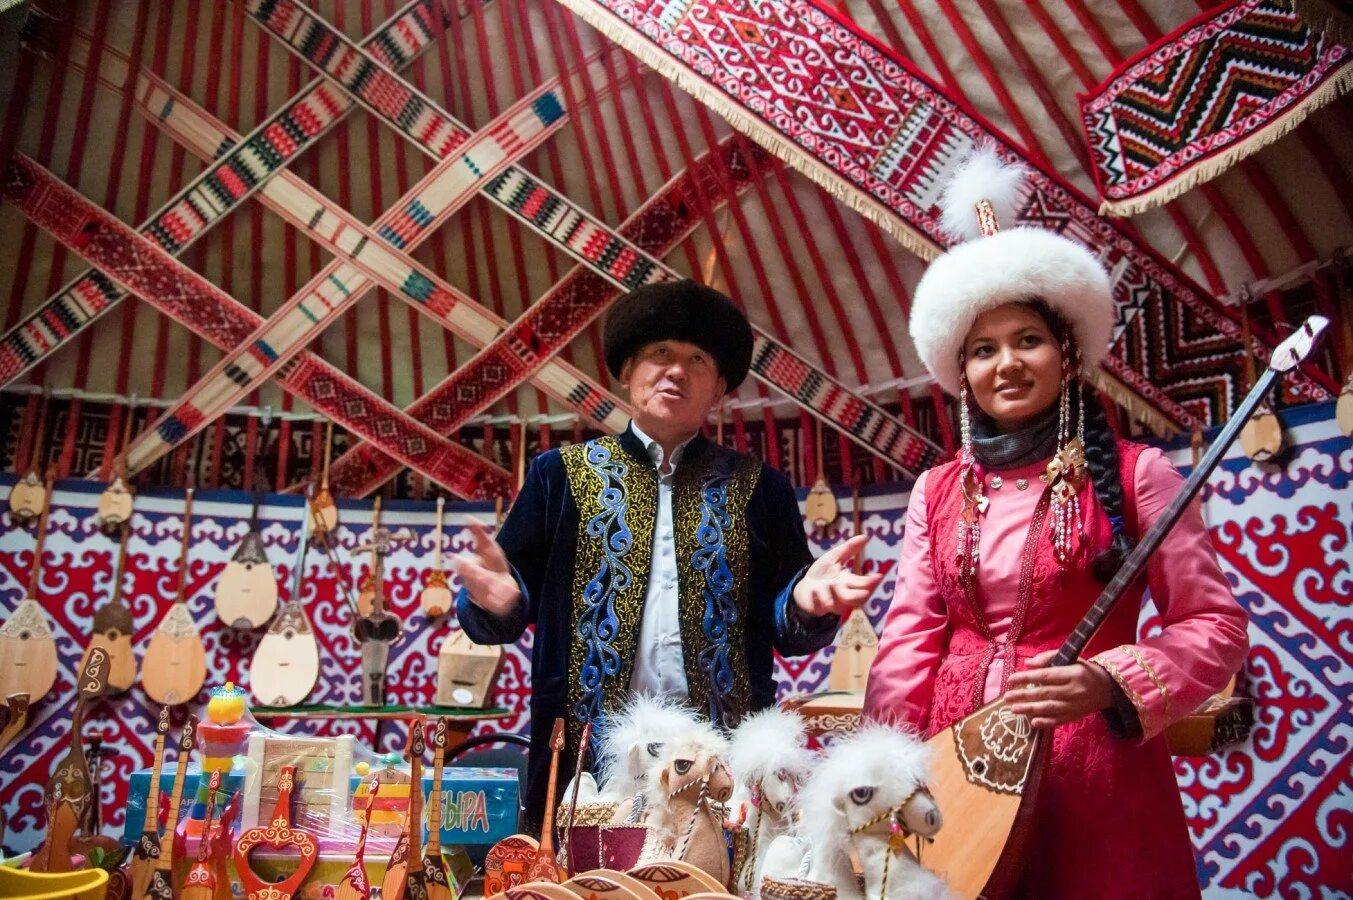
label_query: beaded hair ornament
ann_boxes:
[955,199,1087,578]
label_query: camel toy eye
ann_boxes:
[646,742,662,758]
[674,759,693,775]
[849,786,875,805]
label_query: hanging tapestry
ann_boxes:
[545,0,1339,428]
[1081,0,1353,216]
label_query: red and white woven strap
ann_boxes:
[4,153,513,499]
[107,50,628,476]
[0,0,446,387]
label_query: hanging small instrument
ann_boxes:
[96,395,138,530]
[419,496,452,617]
[921,317,1328,900]
[353,518,412,706]
[1332,251,1353,437]
[1237,287,1284,462]
[0,466,60,703]
[142,486,208,706]
[804,420,838,529]
[249,494,321,707]
[310,420,339,539]
[7,390,50,521]
[84,520,138,695]
[356,497,382,618]
[827,487,878,693]
[216,412,279,629]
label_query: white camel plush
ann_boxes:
[564,694,704,820]
[763,724,951,900]
[728,707,815,898]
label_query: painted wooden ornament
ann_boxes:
[336,777,381,900]
[96,397,137,530]
[232,765,318,900]
[421,718,455,900]
[7,392,50,522]
[310,420,339,538]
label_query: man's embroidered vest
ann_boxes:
[559,435,761,737]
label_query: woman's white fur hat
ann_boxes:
[910,148,1115,396]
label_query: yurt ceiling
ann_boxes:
[0,0,1349,492]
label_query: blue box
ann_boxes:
[122,763,518,848]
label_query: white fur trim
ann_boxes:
[728,707,813,786]
[938,147,1026,243]
[595,694,702,798]
[909,227,1115,395]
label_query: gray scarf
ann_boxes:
[970,404,1059,471]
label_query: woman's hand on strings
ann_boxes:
[451,521,522,618]
[1006,650,1115,729]
[792,534,884,618]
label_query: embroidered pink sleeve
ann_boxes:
[1092,447,1249,741]
[863,470,949,733]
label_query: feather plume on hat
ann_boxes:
[909,146,1115,395]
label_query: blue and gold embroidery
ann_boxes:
[564,436,760,734]
[561,437,655,730]
[676,445,760,728]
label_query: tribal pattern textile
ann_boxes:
[238,0,945,478]
[561,437,656,733]
[57,31,631,478]
[0,0,447,387]
[548,0,1338,426]
[3,153,513,499]
[326,136,769,497]
[1,409,1347,899]
[674,443,758,728]
[125,81,573,475]
[1081,0,1353,216]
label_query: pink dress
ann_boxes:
[864,442,1248,899]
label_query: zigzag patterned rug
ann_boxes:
[549,0,1338,428]
[1081,0,1353,216]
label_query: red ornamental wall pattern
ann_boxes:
[0,406,1348,896]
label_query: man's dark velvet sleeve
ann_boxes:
[753,464,840,656]
[455,452,560,645]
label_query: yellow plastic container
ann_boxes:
[0,866,109,900]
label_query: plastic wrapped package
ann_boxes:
[120,684,519,897]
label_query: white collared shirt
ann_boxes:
[628,421,694,702]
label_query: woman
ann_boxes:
[863,150,1248,898]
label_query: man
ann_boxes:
[453,279,882,822]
